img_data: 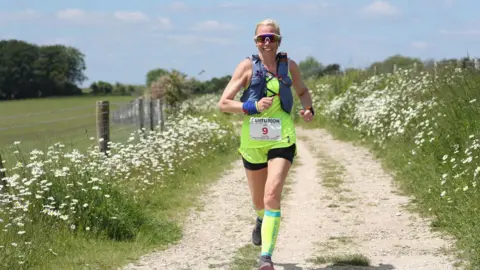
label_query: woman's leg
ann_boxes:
[259,143,296,268]
[243,157,269,245]
[260,157,291,258]
[245,166,268,213]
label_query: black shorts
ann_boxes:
[242,143,296,171]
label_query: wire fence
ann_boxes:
[111,96,165,132]
[0,96,166,166]
[364,58,480,77]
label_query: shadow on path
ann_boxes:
[276,262,396,270]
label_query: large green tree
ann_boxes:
[0,39,88,100]
[298,56,324,79]
[146,68,169,87]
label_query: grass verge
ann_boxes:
[41,147,240,269]
[296,66,480,269]
[0,107,241,270]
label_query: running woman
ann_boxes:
[218,18,314,270]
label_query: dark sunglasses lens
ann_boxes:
[256,34,278,43]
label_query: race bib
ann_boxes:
[250,118,282,141]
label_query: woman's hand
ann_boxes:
[256,97,274,112]
[299,109,313,122]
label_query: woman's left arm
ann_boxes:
[289,59,314,115]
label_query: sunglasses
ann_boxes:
[254,33,281,43]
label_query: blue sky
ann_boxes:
[1,0,480,87]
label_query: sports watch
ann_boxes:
[305,106,315,116]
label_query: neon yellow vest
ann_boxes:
[240,72,296,149]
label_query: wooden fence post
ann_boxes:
[0,154,6,193]
[96,101,110,154]
[155,99,163,132]
[158,99,165,132]
[149,97,154,131]
[138,97,144,131]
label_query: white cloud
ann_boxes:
[442,0,456,8]
[56,9,156,26]
[219,2,330,12]
[438,20,480,37]
[170,2,189,11]
[191,20,235,31]
[0,34,16,40]
[439,29,480,37]
[114,11,149,23]
[219,3,242,9]
[410,41,428,49]
[165,34,231,45]
[361,1,400,17]
[299,2,331,10]
[56,9,85,20]
[151,17,174,30]
[55,9,109,25]
[275,2,331,11]
[0,9,42,22]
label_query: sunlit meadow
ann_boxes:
[0,107,238,269]
[305,65,480,269]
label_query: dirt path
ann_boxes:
[281,128,458,270]
[123,127,458,270]
[123,158,253,270]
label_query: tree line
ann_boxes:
[296,54,480,80]
[2,38,476,102]
[0,39,149,100]
[0,39,233,101]
[0,39,87,100]
[134,54,480,108]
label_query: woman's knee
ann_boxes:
[253,195,265,209]
[264,191,281,209]
[263,161,290,208]
[245,167,268,208]
[263,179,284,208]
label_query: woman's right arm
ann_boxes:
[217,59,251,114]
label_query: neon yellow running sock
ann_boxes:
[261,209,281,257]
[255,208,265,221]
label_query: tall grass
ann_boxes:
[0,100,239,269]
[301,66,480,269]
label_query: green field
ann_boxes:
[0,94,240,269]
[0,95,138,163]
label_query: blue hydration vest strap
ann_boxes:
[240,52,294,114]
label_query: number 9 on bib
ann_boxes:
[250,118,282,141]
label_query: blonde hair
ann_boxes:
[255,18,281,35]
